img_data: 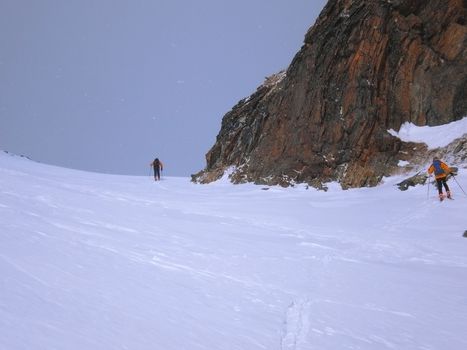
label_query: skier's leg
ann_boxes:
[436,179,444,200]
[436,179,443,194]
[443,179,450,192]
[443,179,451,198]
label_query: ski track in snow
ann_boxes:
[1,152,467,350]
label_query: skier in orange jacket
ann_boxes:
[427,157,451,201]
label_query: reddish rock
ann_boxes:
[193,0,467,188]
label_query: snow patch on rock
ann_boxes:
[388,117,467,149]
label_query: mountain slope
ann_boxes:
[1,151,467,350]
[194,0,467,187]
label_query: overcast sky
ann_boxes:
[0,0,327,177]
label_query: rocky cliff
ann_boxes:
[193,0,467,188]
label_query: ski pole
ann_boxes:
[427,175,431,199]
[452,175,467,196]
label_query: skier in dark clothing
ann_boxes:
[150,158,164,181]
[427,156,451,201]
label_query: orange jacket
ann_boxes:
[427,161,450,179]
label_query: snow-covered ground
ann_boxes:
[1,151,466,350]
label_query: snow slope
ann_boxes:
[1,151,466,350]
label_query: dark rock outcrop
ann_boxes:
[194,0,467,188]
[396,172,428,191]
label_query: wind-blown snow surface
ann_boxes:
[1,152,467,350]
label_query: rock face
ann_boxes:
[193,0,467,188]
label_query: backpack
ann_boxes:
[432,160,445,176]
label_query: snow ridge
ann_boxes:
[281,299,311,350]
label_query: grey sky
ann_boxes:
[0,0,327,177]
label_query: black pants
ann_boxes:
[153,167,161,180]
[436,177,450,194]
